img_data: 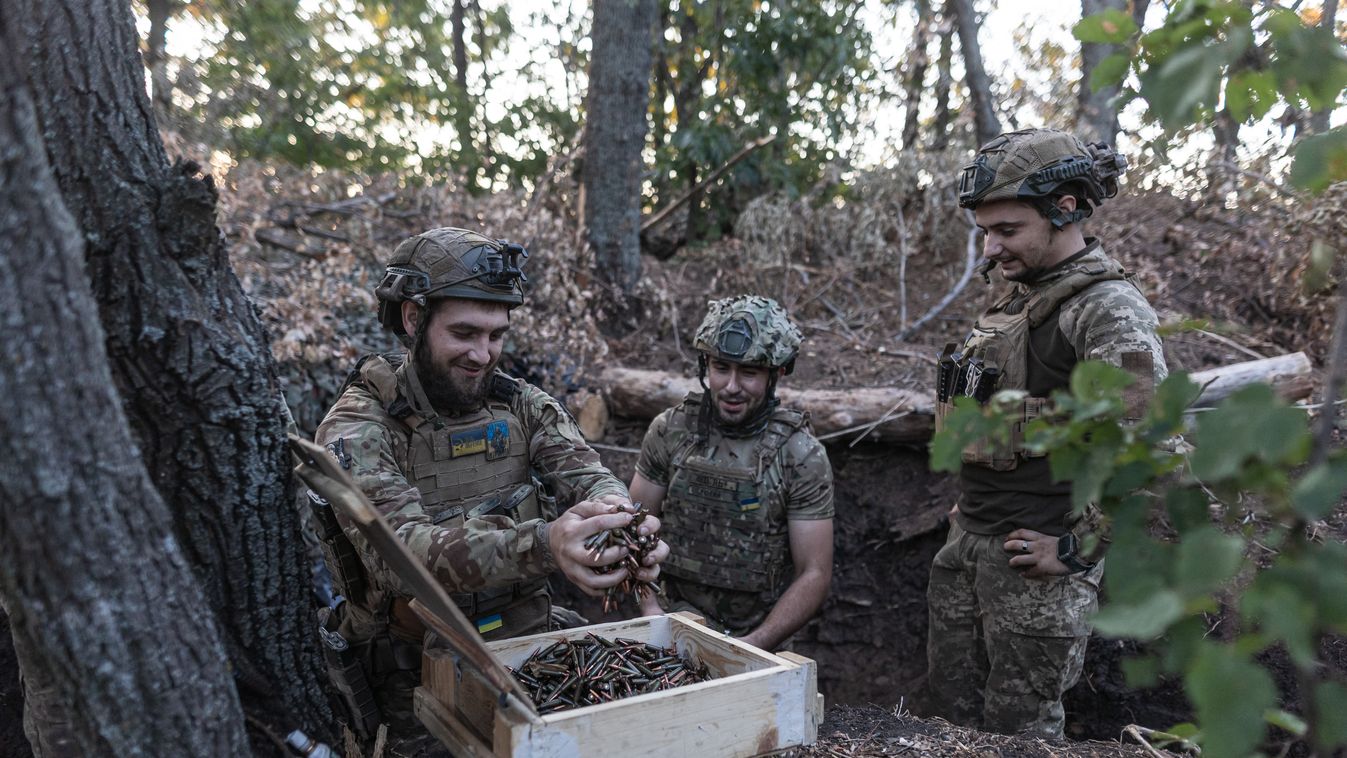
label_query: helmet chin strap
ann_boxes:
[696,354,780,438]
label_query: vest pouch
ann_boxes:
[662,456,786,594]
[959,314,1029,471]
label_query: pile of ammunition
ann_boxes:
[509,633,712,713]
[937,342,1002,404]
[584,503,661,614]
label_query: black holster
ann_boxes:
[317,606,382,739]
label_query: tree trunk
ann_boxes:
[452,0,468,93]
[1131,0,1151,30]
[8,0,335,747]
[901,0,935,149]
[583,0,659,293]
[1078,0,1127,146]
[1309,0,1339,135]
[0,40,249,755]
[931,1,956,150]
[144,0,177,122]
[950,0,1003,147]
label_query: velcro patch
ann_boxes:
[485,419,510,461]
[450,426,487,457]
[476,613,503,634]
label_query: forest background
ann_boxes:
[1,0,1346,756]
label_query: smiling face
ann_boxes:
[404,298,510,413]
[706,357,776,425]
[974,196,1083,282]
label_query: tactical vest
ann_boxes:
[346,356,547,637]
[659,394,809,596]
[935,260,1130,471]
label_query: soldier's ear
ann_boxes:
[1055,194,1078,215]
[401,301,422,337]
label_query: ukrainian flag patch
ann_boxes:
[476,613,504,634]
[739,496,761,512]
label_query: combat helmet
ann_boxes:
[957,129,1127,228]
[694,295,803,374]
[374,227,528,342]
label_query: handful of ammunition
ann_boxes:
[584,503,661,614]
[936,343,1001,405]
[509,633,712,713]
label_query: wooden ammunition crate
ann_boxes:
[415,612,823,757]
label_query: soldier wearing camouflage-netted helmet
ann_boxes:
[313,227,668,749]
[923,131,1166,740]
[629,296,834,652]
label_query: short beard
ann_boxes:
[412,323,494,414]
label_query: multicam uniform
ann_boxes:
[926,240,1167,739]
[314,352,626,731]
[637,393,833,636]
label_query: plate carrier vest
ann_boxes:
[935,260,1131,471]
[659,393,810,596]
[324,354,548,635]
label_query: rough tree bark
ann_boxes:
[901,0,935,150]
[583,0,659,293]
[0,38,249,755]
[7,0,335,748]
[950,0,1003,147]
[1078,0,1127,146]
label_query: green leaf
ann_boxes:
[1121,655,1160,688]
[1166,487,1211,533]
[1263,708,1307,737]
[1189,384,1310,482]
[1314,681,1347,750]
[1138,42,1226,130]
[1186,645,1276,758]
[1242,579,1316,668]
[1290,459,1347,520]
[1090,52,1133,92]
[1093,590,1185,639]
[1224,70,1277,122]
[1174,526,1245,597]
[1290,126,1347,194]
[1144,372,1202,440]
[1074,9,1140,45]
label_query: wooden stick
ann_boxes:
[895,208,980,342]
[640,134,777,233]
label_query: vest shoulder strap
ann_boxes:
[1024,260,1127,328]
[754,407,810,474]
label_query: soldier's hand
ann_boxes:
[548,500,639,596]
[1003,528,1071,579]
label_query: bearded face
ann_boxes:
[405,298,511,414]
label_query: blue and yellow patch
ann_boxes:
[485,419,510,461]
[450,426,487,458]
[476,613,504,634]
[739,496,761,512]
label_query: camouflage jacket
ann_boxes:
[636,394,834,635]
[957,241,1168,544]
[315,355,627,635]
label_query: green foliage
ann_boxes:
[1075,0,1347,192]
[929,361,1347,757]
[171,0,577,186]
[648,0,874,239]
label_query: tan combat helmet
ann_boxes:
[957,128,1128,228]
[374,227,528,342]
[694,295,803,374]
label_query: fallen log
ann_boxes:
[597,351,1314,444]
[598,367,935,444]
[1188,350,1313,407]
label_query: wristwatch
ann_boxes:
[1056,532,1096,574]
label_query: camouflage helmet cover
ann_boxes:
[957,128,1127,225]
[694,295,803,371]
[375,227,528,336]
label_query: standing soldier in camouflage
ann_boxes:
[924,129,1167,740]
[629,296,834,651]
[312,227,668,746]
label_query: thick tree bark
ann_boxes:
[7,0,335,747]
[0,44,248,755]
[1078,0,1127,146]
[583,0,659,293]
[901,0,935,150]
[950,0,1003,147]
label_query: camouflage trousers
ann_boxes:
[924,520,1102,741]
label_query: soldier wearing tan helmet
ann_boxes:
[923,130,1167,740]
[312,228,668,746]
[628,296,834,651]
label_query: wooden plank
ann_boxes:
[1190,351,1313,407]
[414,687,496,758]
[776,651,823,746]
